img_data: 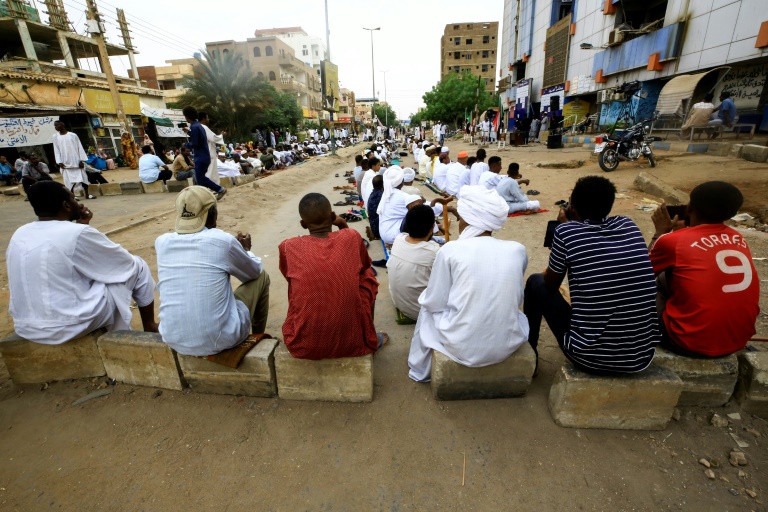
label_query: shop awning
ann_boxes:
[656,67,730,116]
[149,116,174,127]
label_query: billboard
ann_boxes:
[321,60,340,112]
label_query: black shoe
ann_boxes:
[372,259,387,268]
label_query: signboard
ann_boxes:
[563,98,592,119]
[82,89,141,115]
[542,83,565,115]
[569,75,597,96]
[320,60,340,112]
[514,79,532,116]
[139,104,187,138]
[0,116,57,148]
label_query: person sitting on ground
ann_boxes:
[353,154,364,184]
[246,150,263,174]
[469,148,488,185]
[14,151,29,178]
[83,161,108,185]
[0,155,19,185]
[232,153,253,175]
[419,144,434,178]
[478,156,503,190]
[445,150,469,197]
[20,153,54,196]
[171,147,195,181]
[155,186,269,356]
[139,145,173,184]
[366,175,385,240]
[649,182,759,357]
[401,167,421,196]
[279,193,387,359]
[496,163,539,214]
[361,157,381,205]
[681,93,716,138]
[216,153,243,178]
[356,158,370,197]
[432,147,450,190]
[407,185,529,381]
[7,181,158,344]
[523,176,659,374]
[260,147,276,170]
[387,205,440,321]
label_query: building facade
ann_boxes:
[440,21,500,93]
[133,58,198,102]
[499,0,768,132]
[254,27,328,78]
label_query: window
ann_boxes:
[257,72,264,79]
[483,23,490,29]
[454,38,460,46]
[482,64,489,72]
[454,25,459,30]
[454,51,460,59]
[466,38,473,44]
[467,24,472,28]
[483,36,490,44]
[253,47,261,57]
[265,46,273,56]
[303,50,309,56]
[314,51,318,56]
[454,66,460,73]
[482,50,489,58]
[269,71,276,81]
[465,53,472,60]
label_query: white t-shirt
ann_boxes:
[387,233,440,320]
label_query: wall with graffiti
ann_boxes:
[714,63,767,112]
[598,80,663,127]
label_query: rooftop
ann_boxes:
[254,27,307,36]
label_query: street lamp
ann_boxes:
[380,70,388,126]
[363,27,380,110]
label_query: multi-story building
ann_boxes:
[205,36,325,121]
[337,88,356,126]
[355,98,379,124]
[0,1,170,165]
[440,21,500,93]
[499,0,768,132]
[133,58,198,103]
[254,27,328,79]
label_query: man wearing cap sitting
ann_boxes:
[401,168,421,196]
[432,147,451,190]
[155,186,270,356]
[444,151,469,197]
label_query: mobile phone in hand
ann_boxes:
[544,220,559,248]
[666,205,688,225]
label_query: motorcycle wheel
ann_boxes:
[598,148,620,172]
[647,153,656,168]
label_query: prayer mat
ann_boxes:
[424,183,443,195]
[396,308,417,326]
[203,334,273,368]
[508,208,549,217]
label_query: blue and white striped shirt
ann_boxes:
[549,216,659,372]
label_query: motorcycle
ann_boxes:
[593,120,662,172]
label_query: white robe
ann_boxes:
[52,132,88,189]
[408,237,530,382]
[444,163,466,196]
[360,169,377,205]
[217,159,242,178]
[478,172,502,190]
[202,124,223,185]
[469,162,489,185]
[432,161,449,190]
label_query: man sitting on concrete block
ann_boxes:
[407,185,529,382]
[649,182,759,357]
[7,181,158,344]
[524,176,660,374]
[155,186,270,356]
[279,193,388,359]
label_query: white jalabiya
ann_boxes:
[217,159,242,178]
[478,171,502,190]
[432,161,448,190]
[418,153,431,177]
[444,162,466,196]
[380,191,442,244]
[407,236,530,381]
[52,132,88,189]
[7,221,155,344]
[456,185,509,240]
[387,233,439,320]
[377,166,404,215]
[469,161,489,185]
[360,169,377,205]
[202,124,223,185]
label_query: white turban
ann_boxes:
[440,146,450,154]
[403,168,416,183]
[457,185,509,240]
[403,193,422,207]
[377,165,404,215]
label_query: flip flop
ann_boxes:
[377,332,390,349]
[334,201,349,206]
[86,195,97,199]
[527,190,540,195]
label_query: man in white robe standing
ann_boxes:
[52,120,94,199]
[407,185,529,382]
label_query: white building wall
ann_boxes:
[275,32,328,75]
[525,0,552,102]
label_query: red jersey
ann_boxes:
[279,228,379,359]
[650,224,759,356]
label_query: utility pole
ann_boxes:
[363,27,380,130]
[381,70,388,126]
[324,0,335,155]
[116,8,139,82]
[85,0,129,134]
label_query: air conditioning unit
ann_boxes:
[597,90,610,103]
[611,92,624,101]
[608,29,625,46]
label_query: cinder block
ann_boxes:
[234,175,248,186]
[653,141,671,151]
[242,174,256,183]
[166,180,189,193]
[741,144,768,163]
[2,187,21,196]
[120,181,143,195]
[729,144,743,159]
[274,342,373,402]
[687,143,709,154]
[548,363,683,430]
[652,347,738,406]
[431,343,536,400]
[735,349,768,418]
[177,338,278,397]
[97,331,184,391]
[220,177,235,189]
[140,180,166,194]
[98,183,122,196]
[634,172,690,205]
[0,330,106,385]
[706,143,731,157]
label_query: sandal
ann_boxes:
[86,195,97,199]
[334,201,349,206]
[377,332,389,349]
[527,190,540,195]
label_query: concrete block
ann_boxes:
[653,141,671,151]
[668,142,691,153]
[2,187,21,196]
[0,330,106,385]
[177,338,278,397]
[140,180,167,194]
[187,177,195,187]
[97,331,184,391]
[706,143,732,157]
[120,181,143,195]
[729,144,743,159]
[242,174,256,183]
[431,343,536,400]
[220,177,235,189]
[741,144,768,163]
[99,183,123,196]
[634,172,690,205]
[687,143,709,154]
[166,180,189,193]
[735,350,768,418]
[548,363,683,430]
[274,342,373,402]
[652,347,738,406]
[234,175,248,186]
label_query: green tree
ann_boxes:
[177,51,277,139]
[421,72,496,128]
[372,103,398,127]
[256,90,303,131]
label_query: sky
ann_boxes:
[49,0,503,120]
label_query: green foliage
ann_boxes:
[421,72,496,128]
[409,111,424,127]
[257,90,303,131]
[372,103,398,127]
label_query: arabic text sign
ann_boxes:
[0,116,57,148]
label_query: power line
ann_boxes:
[96,0,202,49]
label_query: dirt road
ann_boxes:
[0,140,766,511]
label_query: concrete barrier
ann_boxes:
[120,181,143,195]
[140,181,167,194]
[0,330,106,385]
[548,363,683,430]
[735,348,768,418]
[220,177,235,189]
[430,343,536,400]
[166,180,189,193]
[634,172,690,205]
[274,343,373,402]
[99,183,123,196]
[97,331,184,390]
[741,144,768,163]
[2,187,21,196]
[652,347,738,407]
[177,338,278,397]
